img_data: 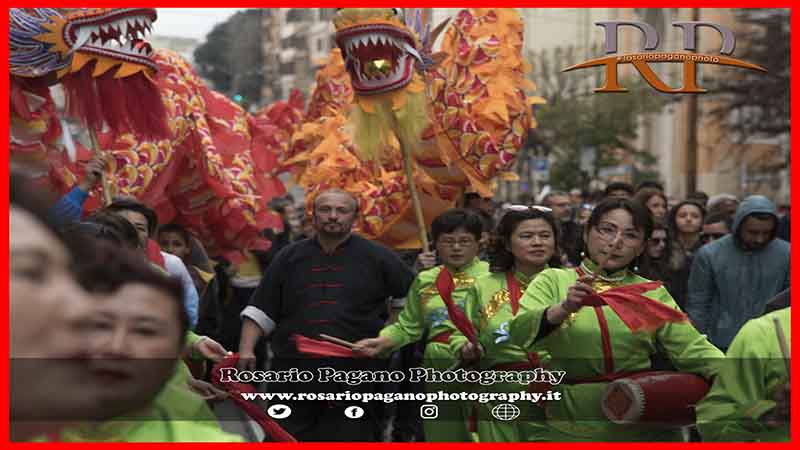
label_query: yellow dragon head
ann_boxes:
[332,8,449,162]
[333,8,423,96]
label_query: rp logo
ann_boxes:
[564,20,766,93]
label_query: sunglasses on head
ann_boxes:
[502,204,553,213]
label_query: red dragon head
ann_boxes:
[10,8,167,139]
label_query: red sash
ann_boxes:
[292,334,362,359]
[506,271,522,316]
[576,268,687,333]
[429,331,453,345]
[435,268,478,346]
[211,353,296,442]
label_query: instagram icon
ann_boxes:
[420,404,439,420]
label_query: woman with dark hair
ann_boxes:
[633,187,668,222]
[637,220,672,283]
[507,198,722,441]
[666,200,705,309]
[354,208,489,442]
[52,239,241,442]
[450,206,561,441]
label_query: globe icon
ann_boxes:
[491,403,521,421]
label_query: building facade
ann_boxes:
[260,8,336,103]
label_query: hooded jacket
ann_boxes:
[686,195,790,349]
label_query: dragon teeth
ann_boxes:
[75,27,93,48]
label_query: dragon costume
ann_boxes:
[10,8,284,259]
[274,8,542,249]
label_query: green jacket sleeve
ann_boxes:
[653,286,724,379]
[696,316,789,442]
[508,269,560,351]
[185,331,205,360]
[380,274,426,352]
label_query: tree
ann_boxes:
[193,9,264,106]
[707,9,789,143]
[530,44,667,192]
[194,21,232,92]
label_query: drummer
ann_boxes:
[507,198,724,441]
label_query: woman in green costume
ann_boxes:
[450,205,561,442]
[696,306,790,442]
[354,208,490,442]
[507,198,724,441]
[58,246,242,442]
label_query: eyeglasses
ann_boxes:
[437,238,478,248]
[593,222,644,247]
[502,204,553,213]
[701,232,727,242]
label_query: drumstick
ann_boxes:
[589,231,621,282]
[773,316,791,376]
[318,333,357,349]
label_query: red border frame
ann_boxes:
[3,2,796,448]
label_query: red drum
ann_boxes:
[601,371,710,426]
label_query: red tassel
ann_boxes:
[435,268,479,346]
[293,334,362,358]
[10,78,33,120]
[61,63,169,140]
[62,64,104,134]
[211,354,296,442]
[581,281,688,333]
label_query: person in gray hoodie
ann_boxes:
[686,195,790,351]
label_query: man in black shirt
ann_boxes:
[238,189,415,441]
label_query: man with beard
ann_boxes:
[237,189,415,442]
[686,195,790,351]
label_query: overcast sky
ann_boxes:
[153,8,248,41]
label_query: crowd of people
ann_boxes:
[10,157,791,442]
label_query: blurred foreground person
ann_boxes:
[10,169,99,441]
[54,242,241,442]
[696,307,790,442]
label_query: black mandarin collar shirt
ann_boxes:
[246,234,415,358]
